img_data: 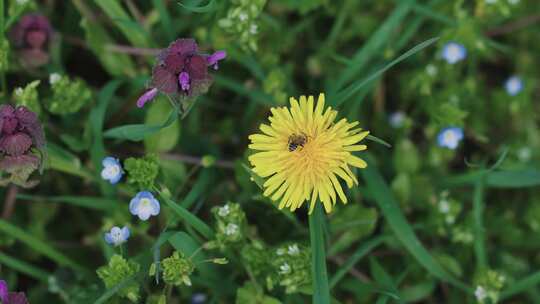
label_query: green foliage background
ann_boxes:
[0,0,540,303]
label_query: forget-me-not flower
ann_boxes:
[504,75,523,96]
[104,226,130,246]
[101,157,123,184]
[442,42,467,64]
[389,111,406,128]
[129,191,160,220]
[437,127,464,149]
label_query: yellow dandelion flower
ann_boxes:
[248,93,369,214]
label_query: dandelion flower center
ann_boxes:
[248,93,369,214]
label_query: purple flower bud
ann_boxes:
[10,14,53,68]
[136,88,158,108]
[179,71,190,91]
[207,50,227,70]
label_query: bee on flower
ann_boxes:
[248,93,369,213]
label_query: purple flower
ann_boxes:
[207,50,227,70]
[137,39,225,108]
[136,88,158,108]
[0,280,29,304]
[0,105,45,187]
[10,14,53,68]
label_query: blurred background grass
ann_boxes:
[1,0,540,303]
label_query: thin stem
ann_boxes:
[161,153,235,169]
[473,178,487,270]
[309,204,331,304]
[2,185,18,219]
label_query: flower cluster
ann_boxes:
[160,251,195,286]
[0,104,45,187]
[123,154,159,190]
[96,255,141,303]
[267,243,311,293]
[46,73,92,114]
[0,280,29,304]
[12,80,41,115]
[137,39,226,112]
[9,13,53,68]
[209,203,247,249]
[474,270,505,304]
[218,0,266,51]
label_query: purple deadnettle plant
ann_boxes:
[0,104,46,187]
[136,38,226,112]
[10,14,54,68]
[0,280,29,304]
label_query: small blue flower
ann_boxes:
[129,191,160,221]
[389,112,405,128]
[437,127,464,149]
[191,293,207,304]
[104,226,130,246]
[441,42,467,64]
[101,157,123,184]
[504,75,523,96]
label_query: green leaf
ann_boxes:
[361,160,471,293]
[178,0,217,13]
[46,143,93,180]
[0,219,86,273]
[0,251,50,281]
[156,189,214,239]
[331,37,439,107]
[144,97,181,152]
[181,169,213,209]
[309,204,331,304]
[16,194,117,211]
[485,170,540,188]
[104,110,178,142]
[93,275,137,304]
[370,257,399,296]
[168,232,205,263]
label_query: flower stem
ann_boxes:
[309,203,331,304]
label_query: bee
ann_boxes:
[287,133,308,152]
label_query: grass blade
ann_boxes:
[156,189,214,239]
[16,194,118,211]
[0,251,50,281]
[310,203,331,304]
[500,271,540,300]
[90,80,123,196]
[0,219,85,272]
[472,179,487,270]
[361,160,471,292]
[329,0,414,93]
[178,0,217,13]
[93,0,151,47]
[331,37,439,107]
[329,235,388,288]
[93,275,137,304]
